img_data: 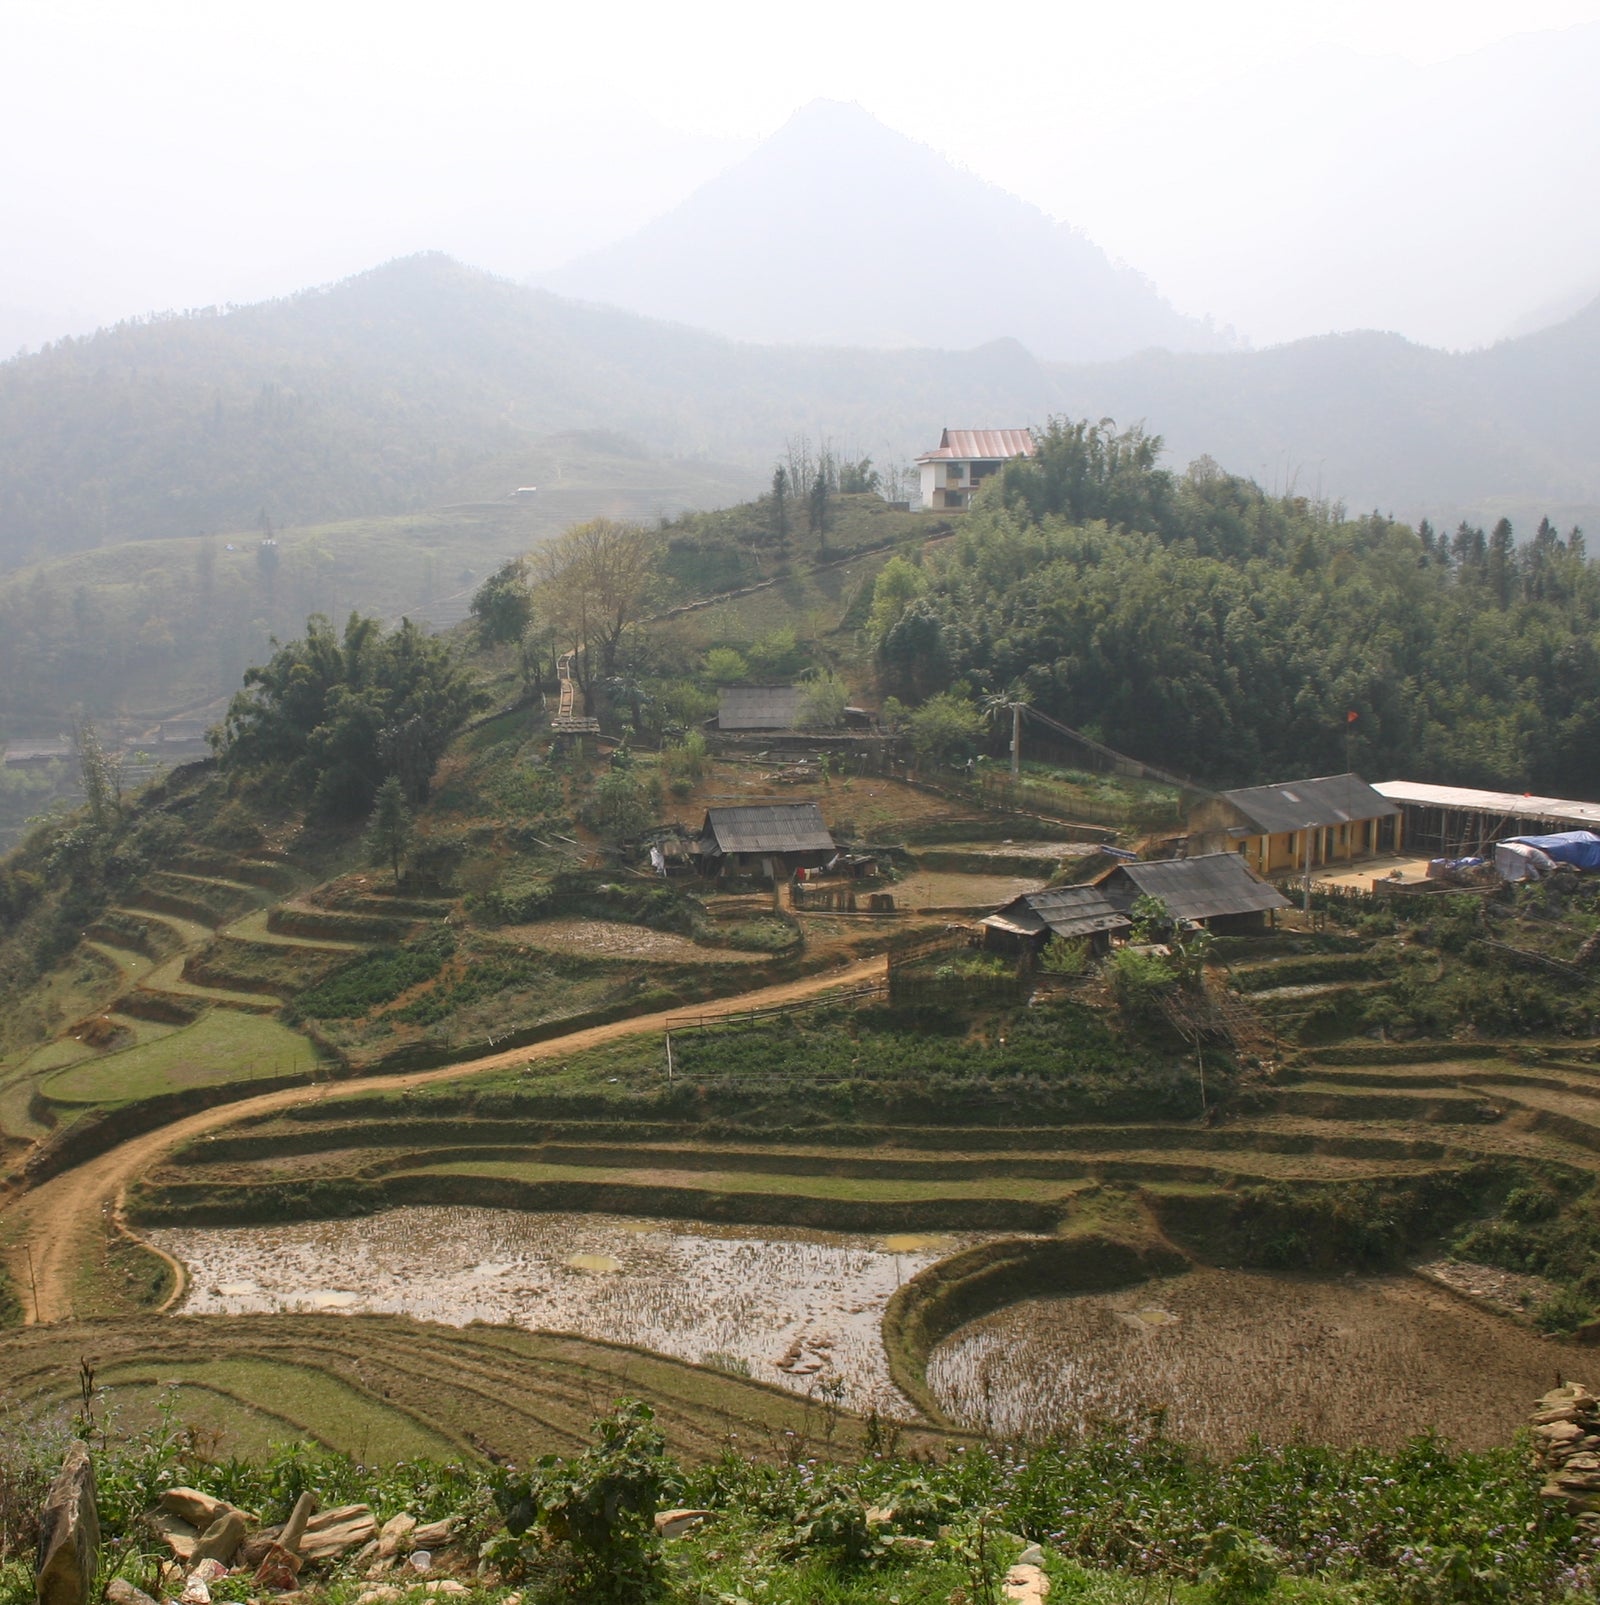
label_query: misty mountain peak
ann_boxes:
[537,102,1227,362]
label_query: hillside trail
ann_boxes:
[2,956,887,1326]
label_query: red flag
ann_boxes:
[1346,710,1358,723]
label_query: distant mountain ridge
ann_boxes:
[1046,294,1600,530]
[1,253,1597,574]
[538,100,1229,362]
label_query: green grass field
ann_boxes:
[38,1010,321,1106]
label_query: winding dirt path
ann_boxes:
[1,957,887,1325]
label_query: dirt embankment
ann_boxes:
[1,958,887,1325]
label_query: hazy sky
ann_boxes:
[4,0,1599,353]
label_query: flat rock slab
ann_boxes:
[299,1505,377,1560]
[1004,1562,1050,1603]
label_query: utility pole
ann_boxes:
[1303,826,1313,917]
[1011,702,1022,781]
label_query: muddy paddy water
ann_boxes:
[928,1266,1561,1453]
[153,1207,981,1416]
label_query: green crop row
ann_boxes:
[285,928,455,1022]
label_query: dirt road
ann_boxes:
[2,957,887,1326]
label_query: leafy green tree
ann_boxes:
[470,557,535,646]
[866,554,925,645]
[1128,893,1171,943]
[999,416,1171,531]
[1487,516,1516,608]
[838,455,880,494]
[72,718,120,831]
[905,692,983,766]
[797,670,849,729]
[879,603,951,701]
[583,770,654,842]
[770,465,790,547]
[1040,935,1091,975]
[809,469,831,552]
[703,647,749,684]
[215,612,483,818]
[746,627,806,680]
[366,775,413,886]
[1106,944,1176,1017]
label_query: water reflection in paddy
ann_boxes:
[153,1206,990,1416]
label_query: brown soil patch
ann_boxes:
[654,766,974,839]
[490,919,762,964]
[929,1265,1562,1452]
[892,869,1046,910]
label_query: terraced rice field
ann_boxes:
[38,1011,322,1105]
[151,1206,993,1416]
[926,1266,1562,1453]
[0,1313,952,1463]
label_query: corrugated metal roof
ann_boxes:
[1102,853,1290,923]
[718,685,805,731]
[982,911,1046,937]
[702,802,835,855]
[1221,773,1397,835]
[984,886,1130,939]
[1373,780,1600,829]
[916,428,1036,463]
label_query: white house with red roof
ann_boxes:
[916,428,1035,510]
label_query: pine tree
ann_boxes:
[367,775,413,886]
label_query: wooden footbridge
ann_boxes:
[550,650,601,734]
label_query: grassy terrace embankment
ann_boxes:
[0,1312,959,1463]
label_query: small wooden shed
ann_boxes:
[698,801,837,880]
[981,886,1131,956]
[1099,852,1290,934]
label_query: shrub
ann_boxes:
[1105,945,1176,1016]
[1041,936,1091,976]
[487,1400,675,1602]
[660,731,708,787]
[703,647,749,684]
[1532,1285,1593,1335]
[286,929,454,1022]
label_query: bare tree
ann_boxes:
[533,518,659,691]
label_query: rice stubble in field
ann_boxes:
[927,1265,1561,1452]
[154,1205,987,1416]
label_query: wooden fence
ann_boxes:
[662,980,889,1039]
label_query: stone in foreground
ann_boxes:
[36,1442,99,1605]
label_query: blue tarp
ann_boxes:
[1504,831,1600,870]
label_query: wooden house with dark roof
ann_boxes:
[1187,773,1399,878]
[981,886,1130,956]
[1099,852,1290,933]
[717,685,806,732]
[697,802,837,880]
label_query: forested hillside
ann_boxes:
[0,255,1046,570]
[1047,294,1600,534]
[869,421,1600,793]
[3,251,1599,577]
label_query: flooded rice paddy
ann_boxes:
[153,1207,982,1416]
[927,1266,1562,1453]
